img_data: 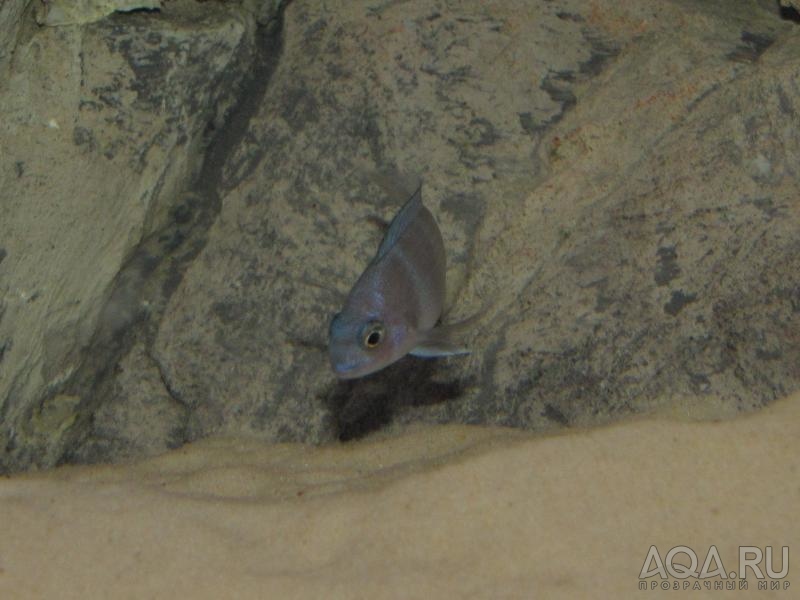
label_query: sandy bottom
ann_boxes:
[1,393,797,599]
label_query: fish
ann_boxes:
[328,185,469,379]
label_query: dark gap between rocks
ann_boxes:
[56,5,292,468]
[778,3,800,23]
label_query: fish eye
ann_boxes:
[362,322,384,348]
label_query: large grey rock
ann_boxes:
[4,0,799,471]
[0,0,30,79]
[137,0,799,448]
[0,2,261,471]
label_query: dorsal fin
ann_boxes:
[374,185,423,261]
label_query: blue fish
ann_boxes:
[329,186,469,378]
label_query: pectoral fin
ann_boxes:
[410,327,470,357]
[410,342,470,357]
[411,299,492,358]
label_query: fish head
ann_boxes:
[328,309,413,379]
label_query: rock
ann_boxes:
[34,0,162,27]
[0,0,29,78]
[145,0,800,449]
[780,1,800,14]
[66,342,188,464]
[4,0,800,471]
[0,2,262,472]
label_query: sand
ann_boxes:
[1,393,797,599]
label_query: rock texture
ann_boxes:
[34,0,160,26]
[145,0,800,448]
[0,0,29,78]
[0,1,267,471]
[2,0,799,471]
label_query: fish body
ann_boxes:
[328,187,467,379]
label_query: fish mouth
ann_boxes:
[330,356,383,379]
[332,362,365,379]
[329,356,361,379]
